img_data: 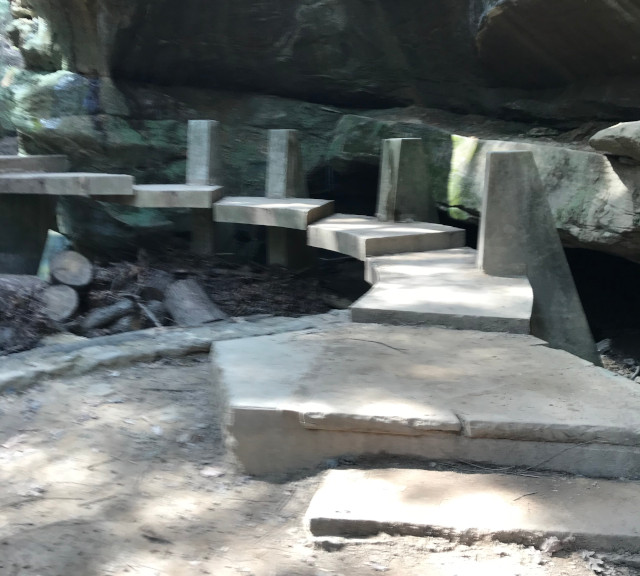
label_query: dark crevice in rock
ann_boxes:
[567,248,640,341]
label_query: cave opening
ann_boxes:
[566,248,640,345]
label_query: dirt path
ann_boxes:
[0,355,633,576]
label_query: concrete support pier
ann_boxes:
[376,138,438,223]
[264,129,312,267]
[267,228,315,269]
[478,151,599,364]
[186,120,222,255]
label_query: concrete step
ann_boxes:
[0,172,133,196]
[213,197,334,230]
[107,184,224,208]
[307,214,465,260]
[306,468,640,552]
[351,248,533,333]
[210,323,640,478]
[0,155,68,173]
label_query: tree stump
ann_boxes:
[50,251,93,288]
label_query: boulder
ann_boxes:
[6,16,61,71]
[590,122,640,162]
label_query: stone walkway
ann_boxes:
[211,323,640,479]
[0,311,348,393]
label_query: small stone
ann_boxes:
[200,466,225,478]
[313,537,345,552]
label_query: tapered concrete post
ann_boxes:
[266,130,307,199]
[477,151,527,277]
[376,138,438,223]
[187,120,222,255]
[478,151,600,365]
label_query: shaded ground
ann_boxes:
[0,355,635,576]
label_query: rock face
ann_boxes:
[590,122,640,162]
[16,0,640,119]
[477,0,640,88]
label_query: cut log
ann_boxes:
[81,299,136,332]
[109,314,141,334]
[164,278,227,327]
[140,269,174,301]
[40,285,79,322]
[50,250,93,288]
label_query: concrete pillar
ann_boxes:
[478,151,600,365]
[376,138,438,224]
[477,151,527,277]
[264,129,311,267]
[267,228,315,269]
[186,120,222,255]
[266,130,307,199]
[186,120,222,186]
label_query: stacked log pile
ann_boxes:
[0,249,228,353]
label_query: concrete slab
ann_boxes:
[0,155,68,173]
[307,214,465,261]
[351,248,532,333]
[478,151,599,365]
[107,184,224,208]
[376,138,438,223]
[0,172,134,196]
[213,197,334,230]
[211,323,640,477]
[306,468,640,552]
[266,129,307,199]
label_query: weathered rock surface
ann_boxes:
[477,0,640,89]
[14,0,640,120]
[590,122,640,162]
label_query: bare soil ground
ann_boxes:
[0,355,635,576]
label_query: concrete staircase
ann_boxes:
[4,125,635,552]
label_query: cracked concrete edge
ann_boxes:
[0,310,349,394]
